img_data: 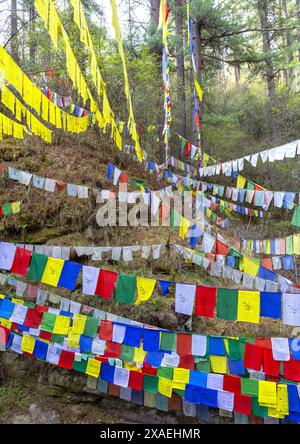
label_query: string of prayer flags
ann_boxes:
[0,242,298,325]
[109,0,143,161]
[0,47,88,136]
[198,139,299,178]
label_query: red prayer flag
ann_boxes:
[58,350,75,370]
[234,393,252,415]
[128,370,143,391]
[104,341,121,358]
[0,326,10,345]
[195,286,217,318]
[142,364,157,376]
[176,333,192,355]
[40,330,52,340]
[169,395,182,411]
[244,342,263,371]
[24,308,44,328]
[108,383,120,397]
[216,240,229,256]
[99,320,113,341]
[95,269,118,300]
[10,247,32,275]
[119,172,128,184]
[283,358,300,382]
[179,354,194,370]
[223,375,241,394]
[263,348,280,377]
[261,258,273,271]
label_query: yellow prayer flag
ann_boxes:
[243,257,260,277]
[158,377,173,398]
[0,318,12,329]
[237,290,260,324]
[133,345,147,364]
[72,314,87,335]
[293,234,300,254]
[53,315,70,335]
[179,216,191,240]
[135,277,156,305]
[11,201,21,214]
[86,358,101,378]
[124,362,142,372]
[268,384,289,418]
[41,257,64,287]
[172,368,190,390]
[67,330,80,349]
[237,175,246,189]
[11,298,24,305]
[210,355,228,374]
[258,380,277,408]
[21,335,35,354]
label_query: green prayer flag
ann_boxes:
[234,412,249,424]
[51,334,64,344]
[143,375,158,393]
[23,301,35,308]
[170,209,181,227]
[27,252,48,281]
[73,358,88,373]
[41,312,56,333]
[173,389,185,396]
[228,248,243,258]
[286,235,294,255]
[160,331,176,352]
[241,378,258,396]
[217,288,238,321]
[120,344,135,361]
[247,182,254,191]
[156,393,169,412]
[196,359,211,372]
[144,391,156,408]
[97,378,109,393]
[211,212,217,222]
[83,317,99,337]
[115,273,137,304]
[157,367,173,380]
[2,203,12,216]
[228,338,241,360]
[251,397,268,417]
[291,206,300,228]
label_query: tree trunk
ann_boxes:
[174,0,187,152]
[10,0,18,63]
[282,0,293,78]
[29,1,37,68]
[191,19,202,146]
[297,0,300,63]
[150,0,160,28]
[257,0,280,142]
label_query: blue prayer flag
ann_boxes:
[260,292,281,319]
[58,261,81,291]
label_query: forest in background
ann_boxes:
[1,0,299,173]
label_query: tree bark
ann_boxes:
[282,0,293,78]
[10,0,18,63]
[297,0,300,63]
[150,0,160,28]
[191,18,202,146]
[29,1,37,68]
[174,0,187,151]
[257,0,280,142]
